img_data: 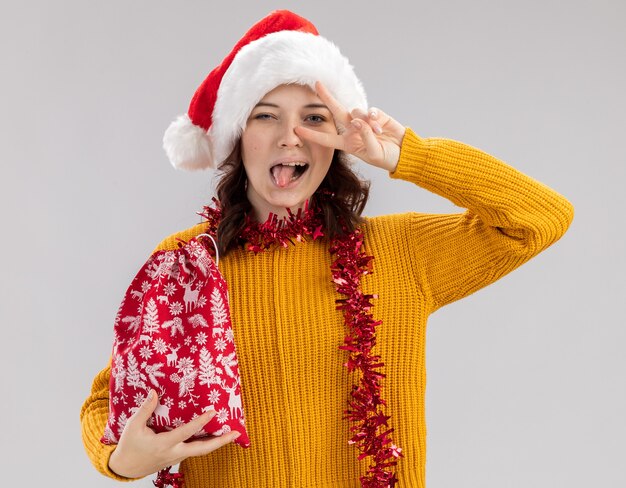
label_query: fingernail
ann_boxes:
[146,390,154,402]
[369,110,378,119]
[351,119,362,130]
[374,124,383,135]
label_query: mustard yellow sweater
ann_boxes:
[80,129,573,487]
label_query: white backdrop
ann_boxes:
[1,0,624,486]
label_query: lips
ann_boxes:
[270,161,309,188]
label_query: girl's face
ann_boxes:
[241,83,336,221]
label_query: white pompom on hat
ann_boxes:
[163,10,367,170]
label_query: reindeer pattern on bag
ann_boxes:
[102,237,249,447]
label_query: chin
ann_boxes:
[269,192,310,210]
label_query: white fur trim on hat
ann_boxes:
[210,30,367,166]
[163,114,214,171]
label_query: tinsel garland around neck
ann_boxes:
[198,199,403,487]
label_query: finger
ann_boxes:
[351,118,381,158]
[314,81,350,126]
[125,389,157,429]
[179,431,241,459]
[367,107,406,141]
[350,107,366,118]
[351,108,383,135]
[165,410,216,444]
[294,125,345,150]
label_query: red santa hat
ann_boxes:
[163,10,367,170]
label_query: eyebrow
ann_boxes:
[254,102,330,110]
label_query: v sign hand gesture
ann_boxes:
[295,81,406,172]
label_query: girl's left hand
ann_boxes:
[295,81,406,172]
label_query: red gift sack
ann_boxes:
[101,234,250,448]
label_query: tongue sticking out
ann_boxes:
[271,165,298,188]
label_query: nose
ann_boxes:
[277,120,303,148]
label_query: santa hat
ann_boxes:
[163,10,367,170]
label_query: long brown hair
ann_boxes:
[215,142,370,255]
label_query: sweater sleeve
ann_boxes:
[80,363,137,481]
[391,128,574,312]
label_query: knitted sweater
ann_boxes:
[80,129,573,487]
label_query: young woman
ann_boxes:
[80,10,573,488]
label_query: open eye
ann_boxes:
[305,114,327,124]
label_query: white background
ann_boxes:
[1,0,624,486]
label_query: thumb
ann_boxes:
[129,389,158,426]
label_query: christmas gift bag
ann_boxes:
[101,234,250,449]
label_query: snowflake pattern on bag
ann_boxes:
[101,236,250,448]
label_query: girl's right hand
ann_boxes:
[108,389,240,479]
[295,81,406,173]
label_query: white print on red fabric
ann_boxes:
[101,237,250,447]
